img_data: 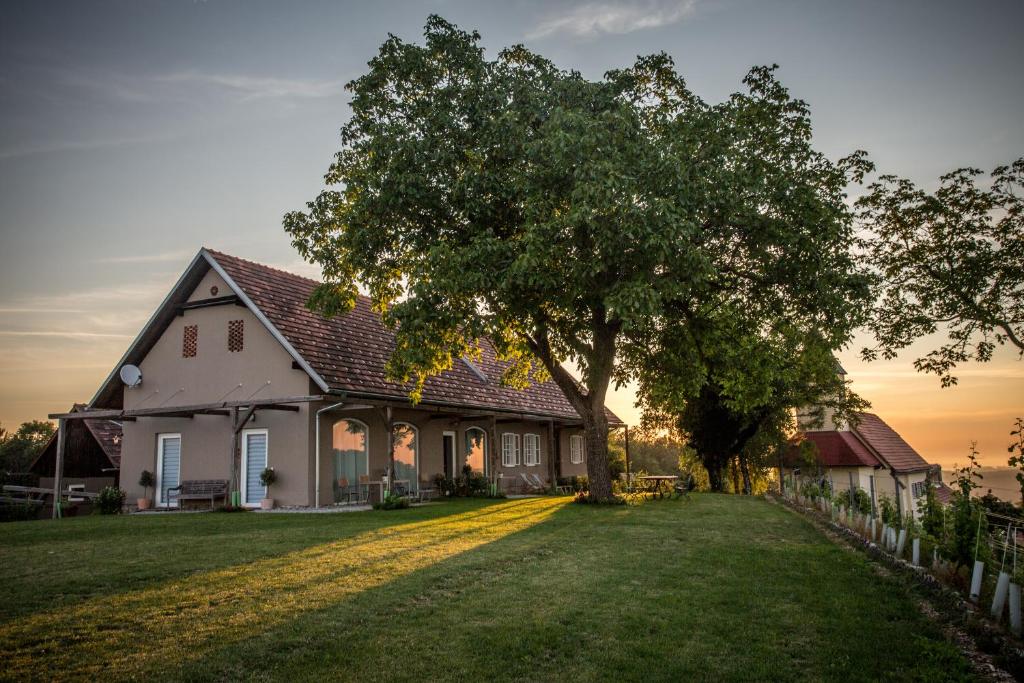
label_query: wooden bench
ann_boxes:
[166,480,228,510]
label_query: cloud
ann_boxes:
[0,331,134,339]
[528,0,698,39]
[94,249,194,265]
[154,71,346,101]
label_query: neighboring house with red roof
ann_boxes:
[31,404,121,494]
[51,248,620,510]
[785,402,945,519]
[782,363,951,519]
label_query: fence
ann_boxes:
[781,482,1023,637]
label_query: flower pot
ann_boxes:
[260,498,274,511]
[137,498,152,511]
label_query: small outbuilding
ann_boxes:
[30,404,121,494]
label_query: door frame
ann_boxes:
[241,428,269,507]
[156,433,181,508]
[443,430,457,478]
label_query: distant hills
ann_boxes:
[942,467,1021,504]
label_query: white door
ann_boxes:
[241,429,268,507]
[156,434,181,508]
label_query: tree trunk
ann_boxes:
[581,407,613,500]
[706,460,725,492]
[739,454,752,495]
[730,457,741,494]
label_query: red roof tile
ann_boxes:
[852,413,931,473]
[207,250,621,423]
[793,431,881,468]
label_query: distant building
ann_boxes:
[30,404,122,493]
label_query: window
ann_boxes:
[228,319,244,352]
[182,324,198,358]
[523,434,541,467]
[912,480,928,499]
[333,419,368,504]
[392,423,418,491]
[501,433,520,467]
[569,435,585,464]
[465,428,486,474]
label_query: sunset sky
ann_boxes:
[0,0,1021,468]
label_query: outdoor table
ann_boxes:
[636,475,679,499]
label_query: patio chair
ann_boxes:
[338,478,360,504]
[358,475,371,503]
[673,474,696,500]
[519,473,544,494]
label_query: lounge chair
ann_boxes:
[519,473,545,494]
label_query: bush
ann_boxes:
[259,467,277,489]
[93,486,125,515]
[573,491,627,505]
[0,502,38,523]
[374,493,411,510]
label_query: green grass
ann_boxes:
[0,495,973,682]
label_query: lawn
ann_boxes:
[0,495,972,682]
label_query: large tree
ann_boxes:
[857,158,1024,386]
[286,16,871,500]
[0,420,54,473]
[636,305,869,492]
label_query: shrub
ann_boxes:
[93,486,125,515]
[0,502,37,523]
[259,467,277,489]
[138,470,155,499]
[573,491,627,505]
[878,494,899,527]
[374,493,411,510]
[214,504,248,513]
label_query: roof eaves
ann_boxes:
[87,249,208,408]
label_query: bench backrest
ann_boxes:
[180,480,228,495]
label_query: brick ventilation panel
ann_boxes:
[183,325,198,358]
[228,320,244,352]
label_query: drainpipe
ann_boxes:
[315,402,345,508]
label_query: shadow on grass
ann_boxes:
[0,497,570,680]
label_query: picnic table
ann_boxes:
[636,475,679,499]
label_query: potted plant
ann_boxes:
[259,467,277,510]
[137,470,155,511]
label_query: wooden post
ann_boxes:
[623,425,632,492]
[848,471,856,510]
[230,407,239,504]
[547,420,557,490]
[893,470,903,519]
[52,418,66,519]
[385,406,394,493]
[487,415,499,493]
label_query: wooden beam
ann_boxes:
[253,404,300,413]
[52,418,66,519]
[385,405,394,492]
[176,295,242,315]
[49,395,324,421]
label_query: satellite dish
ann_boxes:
[119,364,143,387]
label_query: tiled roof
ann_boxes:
[72,403,122,467]
[852,413,931,473]
[796,431,881,468]
[208,250,621,423]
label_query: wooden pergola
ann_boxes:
[46,395,324,518]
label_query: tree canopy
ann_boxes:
[857,158,1024,386]
[0,420,54,473]
[286,16,872,499]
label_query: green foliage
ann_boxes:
[1007,417,1024,505]
[917,482,945,539]
[213,504,249,513]
[877,494,898,527]
[610,431,686,476]
[373,493,412,510]
[259,467,278,490]
[138,470,155,497]
[0,501,38,523]
[93,487,125,515]
[433,466,490,497]
[941,445,990,570]
[0,420,55,473]
[286,16,873,501]
[607,442,626,482]
[858,158,1024,387]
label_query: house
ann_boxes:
[29,404,122,505]
[50,248,621,510]
[786,366,947,519]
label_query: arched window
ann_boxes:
[333,419,368,504]
[465,427,486,475]
[392,422,419,490]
